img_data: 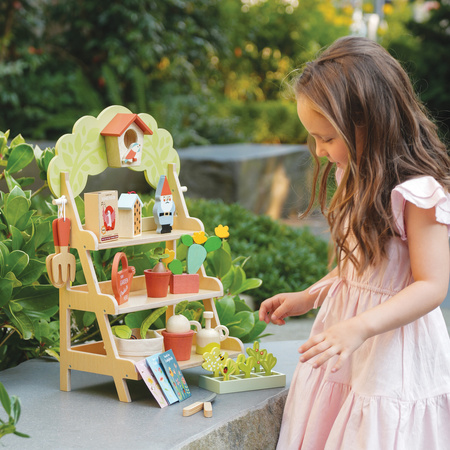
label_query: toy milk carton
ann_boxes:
[84,190,119,243]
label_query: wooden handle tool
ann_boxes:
[182,393,216,417]
[46,218,65,288]
[52,218,76,283]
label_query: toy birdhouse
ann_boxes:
[118,192,144,238]
[101,113,153,168]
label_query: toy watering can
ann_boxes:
[111,252,136,305]
[196,311,229,355]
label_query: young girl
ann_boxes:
[259,36,450,449]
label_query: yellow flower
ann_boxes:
[193,231,207,244]
[215,224,230,239]
[383,3,393,15]
[164,248,175,264]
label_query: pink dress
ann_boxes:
[277,176,450,450]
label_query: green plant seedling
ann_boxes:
[260,353,277,376]
[0,382,29,439]
[111,306,168,340]
[246,341,268,373]
[220,358,239,381]
[238,356,256,378]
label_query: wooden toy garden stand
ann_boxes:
[47,105,244,402]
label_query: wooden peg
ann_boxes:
[182,401,204,417]
[203,401,213,418]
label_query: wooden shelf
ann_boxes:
[70,275,223,314]
[92,228,197,250]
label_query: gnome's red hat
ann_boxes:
[161,177,171,196]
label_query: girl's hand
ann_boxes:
[299,317,369,372]
[259,291,314,325]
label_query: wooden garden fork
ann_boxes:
[46,218,66,288]
[51,217,76,284]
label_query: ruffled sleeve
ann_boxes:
[391,176,450,240]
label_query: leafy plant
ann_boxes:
[0,382,29,439]
[0,131,60,370]
[112,306,168,340]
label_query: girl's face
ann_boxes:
[297,95,349,169]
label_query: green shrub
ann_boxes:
[186,198,329,307]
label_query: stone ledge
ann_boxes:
[1,340,301,449]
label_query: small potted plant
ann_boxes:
[168,225,229,294]
[144,248,171,298]
[112,306,167,357]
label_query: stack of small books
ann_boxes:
[135,349,191,408]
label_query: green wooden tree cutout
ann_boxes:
[219,358,239,381]
[238,356,256,378]
[47,105,180,197]
[246,341,268,373]
[202,347,229,378]
[260,353,277,376]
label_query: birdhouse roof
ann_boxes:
[101,114,153,137]
[118,193,144,210]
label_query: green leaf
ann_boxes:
[0,275,14,307]
[0,382,12,416]
[83,311,96,327]
[112,325,132,339]
[168,259,183,275]
[227,311,255,339]
[215,295,235,325]
[229,266,246,295]
[16,177,35,188]
[140,306,168,339]
[241,312,268,343]
[174,300,189,315]
[124,310,149,329]
[221,267,234,292]
[19,259,46,285]
[6,144,34,174]
[9,225,24,251]
[232,278,263,296]
[8,309,34,340]
[15,210,35,231]
[3,170,21,191]
[10,133,25,147]
[180,234,194,246]
[34,220,53,250]
[204,235,221,253]
[15,286,59,318]
[209,246,232,278]
[3,196,30,228]
[6,250,29,277]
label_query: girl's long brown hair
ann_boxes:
[294,36,450,273]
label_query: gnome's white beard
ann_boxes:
[161,196,173,212]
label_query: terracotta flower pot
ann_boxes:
[161,329,195,361]
[170,273,200,294]
[144,269,171,297]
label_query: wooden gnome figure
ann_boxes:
[153,175,175,233]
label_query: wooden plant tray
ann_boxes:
[198,371,286,394]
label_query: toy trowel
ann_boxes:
[182,393,217,418]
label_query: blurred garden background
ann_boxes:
[1,0,450,375]
[1,0,449,145]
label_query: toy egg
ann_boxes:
[166,314,200,333]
